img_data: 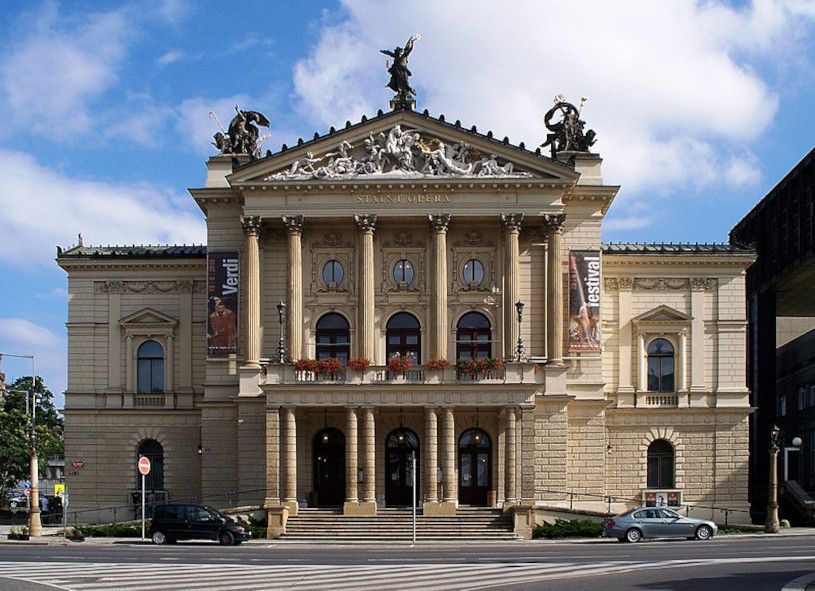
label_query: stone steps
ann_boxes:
[282,507,516,541]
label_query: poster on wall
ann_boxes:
[207,252,239,356]
[568,250,601,353]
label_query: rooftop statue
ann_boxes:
[540,96,597,159]
[381,35,420,108]
[212,106,270,159]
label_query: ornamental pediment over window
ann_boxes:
[632,305,691,331]
[119,308,179,329]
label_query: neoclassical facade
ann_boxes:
[58,107,755,536]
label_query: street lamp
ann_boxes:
[0,352,41,537]
[514,300,525,362]
[784,436,803,482]
[765,424,781,533]
[276,301,287,363]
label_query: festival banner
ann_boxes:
[207,252,239,356]
[568,250,601,353]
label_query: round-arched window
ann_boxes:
[137,340,164,394]
[456,312,492,359]
[463,259,485,286]
[315,313,351,363]
[647,439,675,489]
[386,312,421,364]
[647,338,675,393]
[136,439,164,490]
[321,260,344,286]
[393,259,414,286]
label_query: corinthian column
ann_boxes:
[282,216,304,360]
[501,213,523,358]
[428,215,451,360]
[241,216,262,366]
[354,215,377,360]
[545,213,566,364]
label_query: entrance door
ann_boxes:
[385,428,419,506]
[459,428,491,505]
[313,428,345,507]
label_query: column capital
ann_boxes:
[354,214,378,233]
[282,215,305,235]
[428,213,451,232]
[241,215,262,235]
[544,213,566,233]
[500,213,524,232]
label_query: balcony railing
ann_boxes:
[133,394,165,407]
[645,393,679,407]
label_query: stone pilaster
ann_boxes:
[344,407,358,507]
[361,407,377,513]
[545,213,566,364]
[242,215,262,366]
[501,213,523,358]
[354,215,377,360]
[282,406,298,514]
[282,216,304,360]
[264,405,280,507]
[441,407,456,511]
[504,406,517,505]
[519,406,536,502]
[424,406,438,506]
[428,215,450,360]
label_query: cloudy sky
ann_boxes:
[1,0,813,406]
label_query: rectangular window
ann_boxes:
[778,394,787,417]
[800,388,807,411]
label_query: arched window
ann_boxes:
[647,338,675,392]
[456,312,492,360]
[136,439,164,490]
[137,340,164,394]
[321,260,344,286]
[315,313,350,363]
[647,439,675,489]
[392,259,415,286]
[386,313,421,364]
[463,259,485,286]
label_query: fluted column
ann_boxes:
[362,407,376,506]
[501,214,523,358]
[504,406,517,505]
[428,215,451,360]
[282,407,298,512]
[354,215,377,359]
[442,407,456,504]
[241,215,262,366]
[545,213,566,364]
[282,216,304,360]
[424,406,438,503]
[345,407,358,504]
[264,405,280,506]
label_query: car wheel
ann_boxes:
[625,528,642,543]
[10,501,17,509]
[695,525,713,540]
[151,531,167,545]
[219,531,235,546]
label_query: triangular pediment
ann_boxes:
[228,110,579,185]
[633,305,691,324]
[120,308,178,327]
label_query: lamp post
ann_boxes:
[276,301,287,363]
[514,300,525,362]
[0,352,41,537]
[783,436,803,482]
[765,424,781,534]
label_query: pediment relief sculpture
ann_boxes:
[264,124,533,181]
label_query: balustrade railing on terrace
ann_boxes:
[275,363,532,385]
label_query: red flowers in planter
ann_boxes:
[456,357,505,377]
[425,358,449,370]
[294,359,319,372]
[318,357,343,375]
[387,354,413,373]
[347,357,371,371]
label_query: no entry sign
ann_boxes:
[138,456,151,475]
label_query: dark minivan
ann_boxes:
[148,503,251,545]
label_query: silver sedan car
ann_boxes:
[605,507,718,542]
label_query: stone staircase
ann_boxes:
[281,506,517,542]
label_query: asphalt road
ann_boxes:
[0,535,812,590]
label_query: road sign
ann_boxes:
[138,456,151,475]
[23,488,31,497]
[71,460,86,469]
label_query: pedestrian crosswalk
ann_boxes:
[0,560,646,590]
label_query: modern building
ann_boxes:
[57,98,756,537]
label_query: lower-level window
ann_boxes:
[647,439,674,489]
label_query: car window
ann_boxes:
[633,510,647,519]
[188,506,214,522]
[160,505,185,521]
[643,509,660,519]
[659,508,679,518]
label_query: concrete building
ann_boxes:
[57,104,755,537]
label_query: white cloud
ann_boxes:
[157,50,186,66]
[0,149,205,268]
[724,154,762,187]
[293,0,815,226]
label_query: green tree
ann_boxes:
[0,376,63,502]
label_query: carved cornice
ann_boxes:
[500,212,524,232]
[282,215,305,236]
[95,280,203,294]
[635,278,689,291]
[544,213,566,233]
[241,215,262,235]
[354,214,378,233]
[428,213,451,233]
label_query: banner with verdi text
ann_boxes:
[207,253,239,356]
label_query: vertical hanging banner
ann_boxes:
[207,252,239,356]
[568,250,601,353]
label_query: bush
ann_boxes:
[248,517,267,540]
[77,523,141,537]
[532,518,604,539]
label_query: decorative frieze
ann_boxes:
[635,278,689,291]
[95,280,202,294]
[603,277,717,291]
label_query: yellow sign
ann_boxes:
[54,483,65,498]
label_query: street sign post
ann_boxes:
[138,456,151,540]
